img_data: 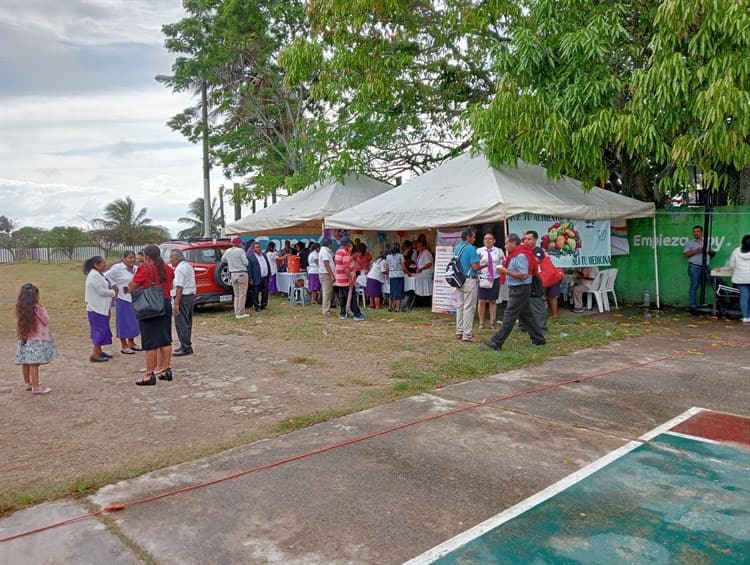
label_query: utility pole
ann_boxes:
[201,79,211,238]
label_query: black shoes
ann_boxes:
[531,340,547,346]
[157,368,173,381]
[173,347,193,357]
[483,340,501,351]
[135,373,156,386]
[90,354,110,362]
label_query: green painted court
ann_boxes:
[408,408,750,564]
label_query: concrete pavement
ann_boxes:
[1,324,748,564]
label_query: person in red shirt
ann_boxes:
[126,244,175,385]
[334,237,365,320]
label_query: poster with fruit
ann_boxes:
[508,213,612,268]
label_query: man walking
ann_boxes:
[483,233,546,351]
[170,249,196,356]
[318,238,335,316]
[247,241,272,312]
[522,230,548,333]
[454,227,481,342]
[683,225,715,311]
[224,237,249,319]
[334,236,365,320]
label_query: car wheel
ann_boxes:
[213,262,232,290]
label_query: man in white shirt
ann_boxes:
[318,238,335,316]
[223,237,250,318]
[170,249,197,356]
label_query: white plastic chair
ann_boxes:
[584,269,618,312]
[290,277,311,306]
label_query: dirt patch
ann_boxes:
[0,303,446,500]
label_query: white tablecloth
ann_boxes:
[276,272,308,295]
[382,274,433,297]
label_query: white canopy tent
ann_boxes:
[226,174,392,236]
[325,152,660,305]
[325,152,654,230]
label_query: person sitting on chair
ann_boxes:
[571,266,599,313]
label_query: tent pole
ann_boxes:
[652,215,660,309]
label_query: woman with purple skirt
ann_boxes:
[307,242,321,304]
[105,250,141,354]
[84,256,116,363]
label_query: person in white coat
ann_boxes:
[724,234,750,322]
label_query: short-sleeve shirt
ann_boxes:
[684,239,707,266]
[318,246,334,276]
[172,261,196,296]
[386,253,405,278]
[334,247,353,287]
[132,263,174,299]
[455,241,480,277]
[506,254,530,287]
[307,250,319,274]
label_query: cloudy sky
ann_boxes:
[0,0,232,237]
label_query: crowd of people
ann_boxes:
[14,230,750,395]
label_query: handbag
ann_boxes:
[479,278,494,289]
[131,269,165,320]
[539,255,564,288]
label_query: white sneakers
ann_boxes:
[235,313,250,319]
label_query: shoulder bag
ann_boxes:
[132,267,165,320]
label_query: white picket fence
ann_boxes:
[0,245,133,264]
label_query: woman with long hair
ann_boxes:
[126,244,175,385]
[724,234,750,322]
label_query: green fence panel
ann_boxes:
[612,205,750,307]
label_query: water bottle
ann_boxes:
[642,290,650,307]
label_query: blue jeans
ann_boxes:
[687,263,711,308]
[739,284,750,319]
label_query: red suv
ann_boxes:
[159,239,233,306]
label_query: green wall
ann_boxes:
[612,205,750,307]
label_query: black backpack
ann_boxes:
[445,244,468,288]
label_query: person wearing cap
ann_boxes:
[223,237,250,318]
[334,236,365,320]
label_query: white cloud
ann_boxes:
[0,2,243,237]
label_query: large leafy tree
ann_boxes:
[282,0,517,180]
[49,226,90,260]
[470,0,749,203]
[90,197,170,246]
[621,0,749,200]
[177,197,222,239]
[161,0,319,203]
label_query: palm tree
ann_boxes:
[177,197,222,239]
[91,197,170,246]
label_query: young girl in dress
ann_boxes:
[15,283,57,394]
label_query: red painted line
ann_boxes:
[671,410,750,446]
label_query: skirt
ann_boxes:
[366,277,383,299]
[269,274,278,293]
[15,337,58,365]
[545,280,562,299]
[389,277,405,300]
[138,298,172,351]
[307,273,321,291]
[477,278,501,301]
[88,311,113,346]
[114,298,139,339]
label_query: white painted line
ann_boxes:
[405,407,707,565]
[663,430,721,445]
[638,407,704,441]
[404,440,642,565]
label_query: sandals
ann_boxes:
[121,348,136,355]
[135,373,156,386]
[478,324,485,330]
[156,368,173,382]
[23,382,32,391]
[31,385,51,395]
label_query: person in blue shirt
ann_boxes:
[484,233,546,350]
[454,227,481,342]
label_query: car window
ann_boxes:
[186,247,225,263]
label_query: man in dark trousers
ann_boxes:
[483,233,546,351]
[247,241,272,312]
[522,230,548,333]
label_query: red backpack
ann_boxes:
[538,255,564,288]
